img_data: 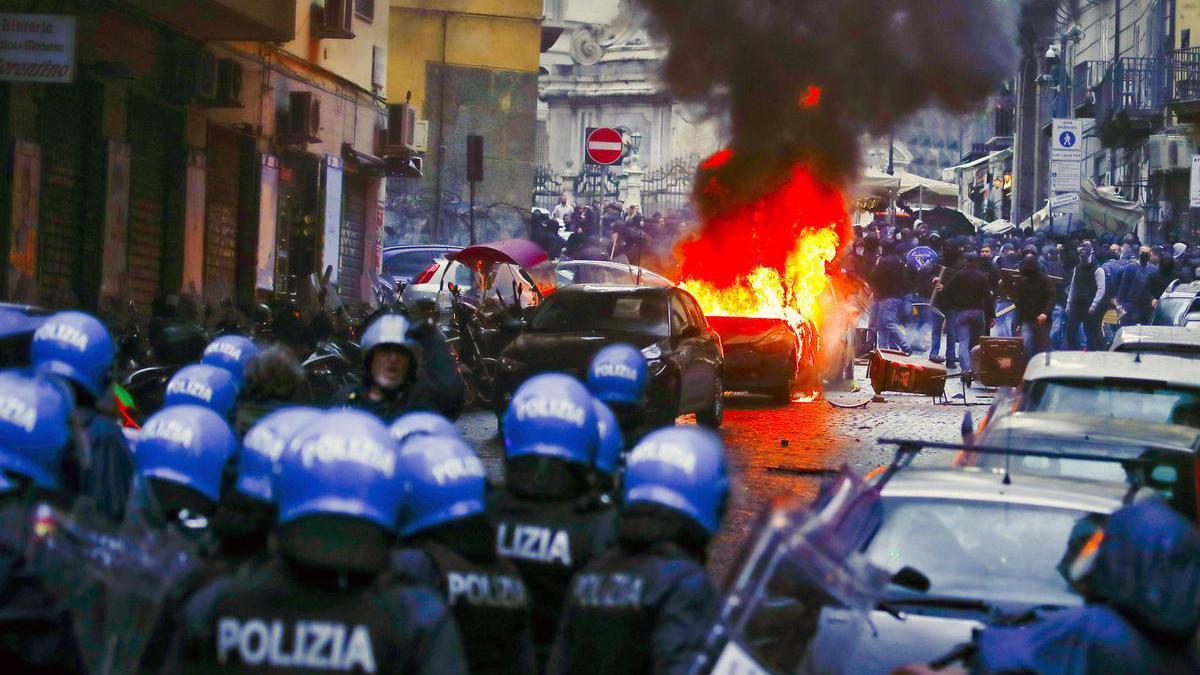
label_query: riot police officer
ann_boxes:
[201,334,258,387]
[213,406,322,570]
[587,344,649,445]
[163,363,240,421]
[126,402,238,546]
[490,373,617,670]
[339,313,465,422]
[548,426,729,675]
[120,403,241,672]
[31,310,134,524]
[393,435,535,674]
[0,371,85,672]
[170,409,468,673]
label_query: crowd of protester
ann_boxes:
[530,194,694,274]
[842,216,1199,372]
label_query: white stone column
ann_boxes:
[622,157,644,209]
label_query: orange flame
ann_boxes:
[677,157,851,391]
[680,228,841,331]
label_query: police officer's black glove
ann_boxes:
[406,318,441,342]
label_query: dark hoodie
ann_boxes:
[337,319,465,422]
[973,497,1200,674]
[1012,257,1056,323]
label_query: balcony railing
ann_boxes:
[1095,57,1164,123]
[1072,60,1106,112]
[1165,47,1200,106]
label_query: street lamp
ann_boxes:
[630,131,642,157]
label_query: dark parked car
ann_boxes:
[381,244,462,286]
[498,284,725,427]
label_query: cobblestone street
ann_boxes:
[458,366,981,582]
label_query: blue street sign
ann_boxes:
[1058,130,1077,148]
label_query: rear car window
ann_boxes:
[383,250,444,279]
[531,293,669,337]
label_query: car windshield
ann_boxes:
[1027,379,1200,427]
[867,497,1093,607]
[383,250,446,279]
[530,293,669,337]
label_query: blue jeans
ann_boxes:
[1049,304,1067,350]
[1021,319,1048,357]
[930,308,958,363]
[956,309,985,372]
[992,300,1015,337]
[877,297,912,352]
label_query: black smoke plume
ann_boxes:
[636,0,1019,214]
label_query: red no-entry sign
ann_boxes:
[585,127,624,166]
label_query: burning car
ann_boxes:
[705,315,813,402]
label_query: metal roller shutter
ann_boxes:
[205,126,240,300]
[38,85,84,305]
[127,96,172,310]
[339,173,366,302]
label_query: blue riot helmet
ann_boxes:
[0,372,72,491]
[390,411,461,448]
[624,427,730,535]
[234,406,322,504]
[31,310,115,400]
[587,344,648,406]
[164,363,238,418]
[136,404,237,508]
[201,334,258,385]
[276,409,403,571]
[503,372,599,466]
[395,436,487,538]
[592,398,624,477]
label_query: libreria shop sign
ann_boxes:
[0,14,76,84]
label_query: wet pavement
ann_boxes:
[457,365,982,583]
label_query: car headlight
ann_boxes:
[641,344,663,360]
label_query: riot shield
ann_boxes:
[25,498,201,674]
[693,466,891,675]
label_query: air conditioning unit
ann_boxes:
[1148,134,1195,173]
[282,91,321,143]
[214,58,243,107]
[315,0,355,39]
[384,103,417,154]
[412,120,429,153]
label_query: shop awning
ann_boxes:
[1019,179,1145,235]
[947,149,1011,173]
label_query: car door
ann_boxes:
[670,292,706,412]
[682,292,723,398]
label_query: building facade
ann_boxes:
[385,0,544,246]
[0,0,390,311]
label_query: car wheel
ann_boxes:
[697,373,724,429]
[770,352,798,404]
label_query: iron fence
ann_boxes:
[641,155,698,217]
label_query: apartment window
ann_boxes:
[1183,29,1191,50]
[355,0,374,21]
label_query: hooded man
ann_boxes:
[338,313,465,423]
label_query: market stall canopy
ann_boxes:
[859,168,958,207]
[982,219,1016,235]
[1019,180,1145,236]
[859,168,902,194]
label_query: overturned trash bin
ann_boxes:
[969,337,1025,388]
[867,349,947,397]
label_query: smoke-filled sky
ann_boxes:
[636,0,1020,214]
